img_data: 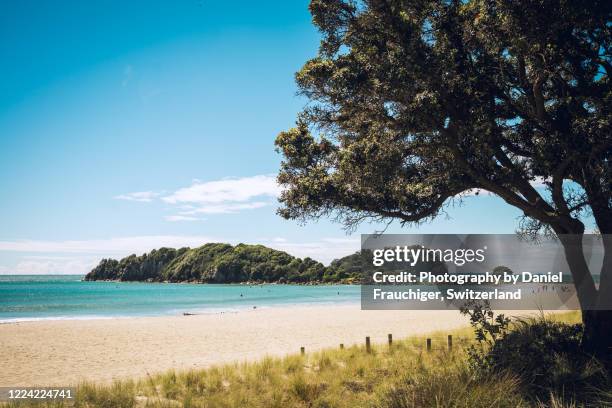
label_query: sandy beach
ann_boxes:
[0,305,470,386]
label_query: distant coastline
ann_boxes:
[85,243,363,284]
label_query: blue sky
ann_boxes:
[0,0,526,274]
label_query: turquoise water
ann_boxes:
[0,275,359,322]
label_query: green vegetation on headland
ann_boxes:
[84,243,363,284]
[6,312,610,408]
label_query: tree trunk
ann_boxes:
[558,234,598,309]
[559,233,612,366]
[581,310,612,366]
[585,233,612,365]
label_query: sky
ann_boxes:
[0,0,528,274]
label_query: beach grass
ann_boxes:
[6,311,602,408]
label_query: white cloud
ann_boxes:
[164,215,201,222]
[0,258,99,275]
[0,235,216,254]
[116,175,281,219]
[179,201,269,215]
[114,191,160,202]
[0,255,101,275]
[264,237,360,264]
[163,175,280,205]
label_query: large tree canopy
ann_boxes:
[275,0,611,356]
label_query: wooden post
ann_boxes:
[447,335,453,350]
[340,343,344,350]
[426,338,431,351]
[300,346,305,356]
[365,336,371,353]
[388,333,393,347]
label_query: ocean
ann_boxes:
[0,275,360,323]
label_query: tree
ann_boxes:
[275,0,611,359]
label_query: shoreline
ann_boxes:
[0,304,470,386]
[81,278,360,285]
[0,300,360,324]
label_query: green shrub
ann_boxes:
[461,302,610,404]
